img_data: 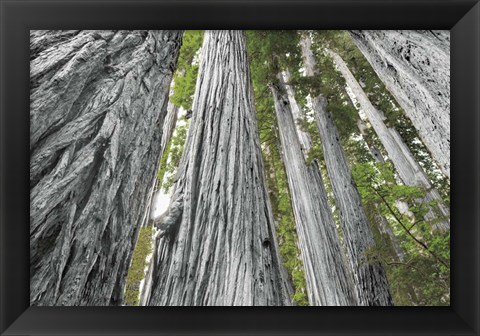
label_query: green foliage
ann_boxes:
[268,143,310,306]
[309,33,451,305]
[273,149,309,306]
[316,29,452,305]
[124,33,203,306]
[146,30,451,307]
[156,137,173,190]
[279,32,359,142]
[352,162,450,306]
[158,120,189,193]
[247,30,309,305]
[315,30,450,204]
[247,30,450,306]
[246,30,303,149]
[124,225,153,306]
[247,30,302,84]
[156,31,201,192]
[170,30,204,110]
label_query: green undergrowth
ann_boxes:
[124,225,153,306]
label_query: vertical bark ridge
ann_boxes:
[300,33,393,306]
[146,30,291,306]
[349,30,450,179]
[329,50,449,231]
[30,30,183,305]
[271,71,358,305]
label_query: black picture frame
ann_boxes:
[1,0,479,335]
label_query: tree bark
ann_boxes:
[145,30,292,306]
[271,71,358,305]
[30,30,182,305]
[300,33,393,306]
[329,50,449,231]
[349,30,450,179]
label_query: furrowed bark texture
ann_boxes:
[271,71,357,306]
[146,30,291,306]
[349,30,450,179]
[300,34,393,306]
[330,50,449,231]
[30,30,182,305]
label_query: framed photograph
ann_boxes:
[1,0,479,335]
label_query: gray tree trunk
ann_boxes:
[300,34,393,306]
[349,30,450,179]
[329,50,449,231]
[30,30,182,305]
[145,30,292,306]
[356,120,406,261]
[271,71,358,305]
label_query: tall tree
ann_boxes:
[145,30,292,306]
[300,33,393,306]
[328,50,449,231]
[155,30,204,195]
[271,70,357,305]
[246,30,309,305]
[30,30,183,305]
[124,100,179,306]
[349,30,450,179]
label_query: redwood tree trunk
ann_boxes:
[300,33,393,306]
[30,30,182,305]
[271,71,358,306]
[329,50,449,231]
[145,30,292,306]
[349,30,450,179]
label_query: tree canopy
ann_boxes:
[127,30,451,306]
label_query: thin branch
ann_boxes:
[371,186,449,269]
